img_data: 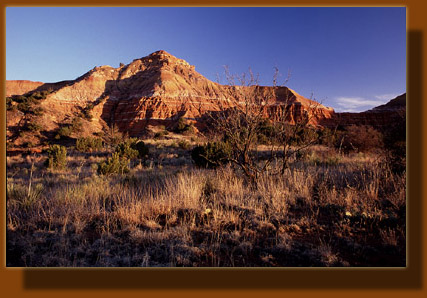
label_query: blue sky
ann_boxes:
[6,7,406,112]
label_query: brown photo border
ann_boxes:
[0,1,425,297]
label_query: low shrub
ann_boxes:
[115,138,149,160]
[17,102,32,113]
[31,91,45,100]
[54,118,85,139]
[76,137,103,152]
[27,90,50,101]
[6,97,15,111]
[7,182,44,211]
[71,117,83,133]
[307,153,340,166]
[32,106,45,116]
[97,152,129,175]
[9,92,46,114]
[46,145,67,170]
[80,103,94,120]
[12,95,28,103]
[55,126,72,139]
[191,141,232,168]
[288,126,320,146]
[255,121,321,146]
[174,117,194,134]
[154,130,169,139]
[318,128,343,148]
[178,140,191,150]
[131,139,149,159]
[26,122,43,133]
[115,141,139,160]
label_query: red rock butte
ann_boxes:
[6,50,405,139]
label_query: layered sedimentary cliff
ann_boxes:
[7,50,405,145]
[6,50,336,137]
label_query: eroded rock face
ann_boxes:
[105,51,337,135]
[6,51,405,141]
[6,50,337,138]
[6,80,44,97]
[321,94,406,129]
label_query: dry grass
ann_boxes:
[6,145,406,267]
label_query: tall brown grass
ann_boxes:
[6,147,405,267]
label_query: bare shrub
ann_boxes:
[103,124,127,146]
[197,67,321,182]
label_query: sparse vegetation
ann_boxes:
[178,140,191,150]
[6,96,406,267]
[5,49,406,268]
[55,126,73,139]
[71,117,84,133]
[198,68,321,183]
[76,137,103,152]
[45,145,67,170]
[6,146,406,267]
[97,152,130,175]
[130,139,149,159]
[154,130,169,139]
[115,141,139,160]
[6,91,50,114]
[6,97,18,111]
[174,117,194,134]
[339,125,384,153]
[191,141,232,168]
[103,125,126,146]
[80,103,94,120]
[25,122,43,133]
[32,106,45,116]
[54,117,85,140]
[5,76,405,268]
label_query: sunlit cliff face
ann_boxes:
[6,50,342,138]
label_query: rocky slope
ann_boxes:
[6,50,336,142]
[6,80,44,97]
[371,93,406,111]
[321,93,406,129]
[6,49,405,151]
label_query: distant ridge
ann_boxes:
[6,50,336,143]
